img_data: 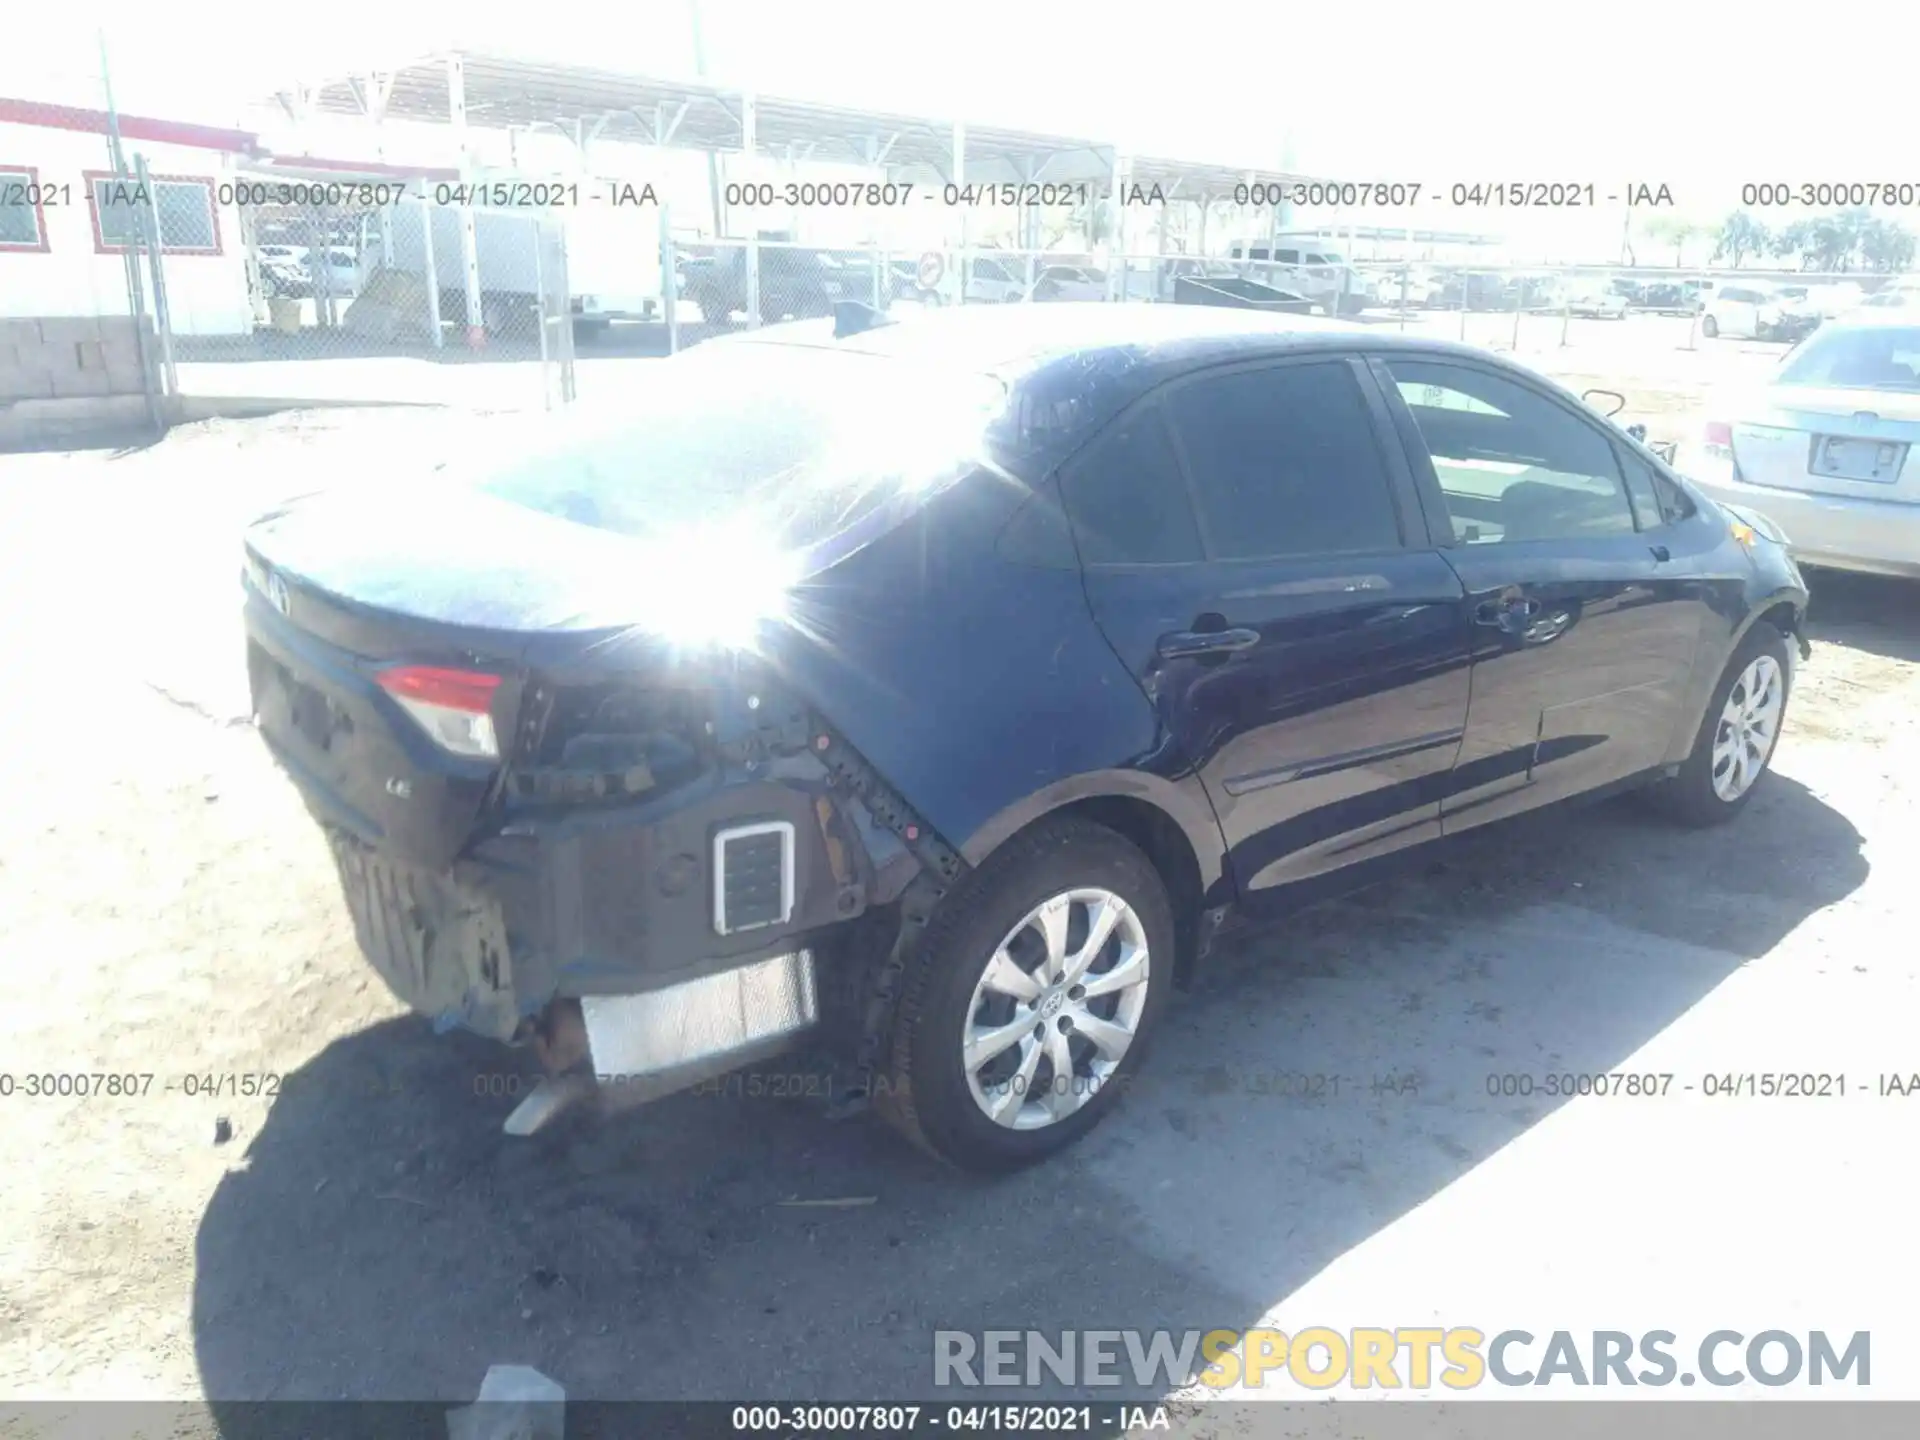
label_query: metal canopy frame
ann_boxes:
[265,49,1334,195]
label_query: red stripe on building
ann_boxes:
[0,97,260,155]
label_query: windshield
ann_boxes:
[1777,325,1920,392]
[477,342,1008,557]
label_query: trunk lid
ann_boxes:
[243,484,735,870]
[1730,383,1920,505]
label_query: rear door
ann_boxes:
[1061,356,1474,901]
[1372,356,1712,831]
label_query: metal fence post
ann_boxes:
[533,218,551,409]
[131,154,177,398]
[1511,281,1523,351]
[96,29,161,434]
[1398,262,1408,331]
[1458,283,1468,341]
[743,91,761,328]
[661,205,680,354]
[1561,293,1571,348]
[420,198,444,349]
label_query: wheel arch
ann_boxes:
[959,772,1226,987]
[1666,587,1807,768]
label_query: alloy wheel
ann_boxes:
[1711,653,1784,802]
[961,887,1151,1131]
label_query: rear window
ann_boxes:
[478,343,1008,553]
[1777,326,1920,392]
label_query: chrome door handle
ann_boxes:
[1158,627,1260,659]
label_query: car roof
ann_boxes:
[733,302,1362,369]
[720,303,1575,455]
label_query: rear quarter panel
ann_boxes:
[761,467,1224,892]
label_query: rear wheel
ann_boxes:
[1644,623,1791,826]
[877,818,1172,1172]
[1701,314,1720,338]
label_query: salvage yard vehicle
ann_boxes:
[1679,313,1920,579]
[242,302,1811,1173]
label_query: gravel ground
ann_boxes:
[0,402,1915,1406]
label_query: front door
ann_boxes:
[1370,356,1708,831]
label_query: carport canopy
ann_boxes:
[265,49,1336,199]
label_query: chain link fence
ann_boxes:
[157,192,581,412]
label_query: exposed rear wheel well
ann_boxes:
[1050,796,1205,986]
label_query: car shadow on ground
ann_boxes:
[1804,570,1920,664]
[193,771,1866,1412]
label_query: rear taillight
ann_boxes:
[1704,421,1734,448]
[376,665,502,759]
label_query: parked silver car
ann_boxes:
[1678,314,1920,578]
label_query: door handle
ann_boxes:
[1158,627,1260,659]
[1649,543,1672,563]
[1474,596,1540,629]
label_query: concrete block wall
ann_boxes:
[0,316,164,449]
[0,316,161,403]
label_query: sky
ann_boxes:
[14,1,1920,259]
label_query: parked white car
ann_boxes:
[1861,281,1920,311]
[1565,285,1629,319]
[1227,239,1371,313]
[306,246,362,299]
[1701,283,1787,340]
[964,255,1029,303]
[1809,282,1867,318]
[1678,313,1920,578]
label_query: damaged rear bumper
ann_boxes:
[300,724,943,1123]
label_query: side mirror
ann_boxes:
[1626,422,1648,442]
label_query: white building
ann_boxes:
[0,97,256,336]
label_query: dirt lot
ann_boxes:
[2,395,1917,1405]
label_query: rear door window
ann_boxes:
[1161,362,1403,560]
[1058,403,1205,565]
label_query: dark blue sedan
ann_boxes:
[241,302,1810,1171]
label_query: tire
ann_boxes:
[1643,622,1792,827]
[1701,315,1720,338]
[877,818,1174,1173]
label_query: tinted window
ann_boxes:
[1162,363,1402,560]
[1059,404,1204,565]
[1617,449,1666,530]
[1386,359,1636,544]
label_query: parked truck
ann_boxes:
[377,200,664,342]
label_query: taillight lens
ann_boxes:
[376,665,502,759]
[1704,421,1733,448]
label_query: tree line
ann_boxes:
[1635,209,1916,272]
